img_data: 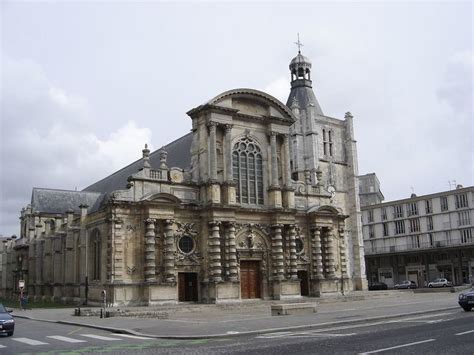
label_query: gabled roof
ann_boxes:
[31,188,105,214]
[83,133,193,194]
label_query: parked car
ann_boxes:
[458,287,474,312]
[428,278,453,288]
[394,280,417,289]
[0,303,15,336]
[369,282,388,291]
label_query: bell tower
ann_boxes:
[286,38,324,183]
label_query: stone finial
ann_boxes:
[315,166,323,184]
[344,111,353,119]
[142,143,151,169]
[159,147,168,170]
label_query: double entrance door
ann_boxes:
[178,272,198,302]
[240,260,261,299]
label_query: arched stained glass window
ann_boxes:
[232,138,264,205]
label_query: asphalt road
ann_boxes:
[1,309,473,354]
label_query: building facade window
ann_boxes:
[395,220,405,235]
[440,196,449,211]
[428,233,434,247]
[383,223,389,236]
[409,218,420,233]
[407,202,418,216]
[427,216,434,231]
[455,193,469,209]
[178,235,195,254]
[369,225,375,239]
[425,199,433,214]
[367,209,374,223]
[232,138,264,205]
[381,207,387,220]
[410,235,420,249]
[458,211,471,226]
[394,205,404,219]
[322,129,333,157]
[460,229,473,244]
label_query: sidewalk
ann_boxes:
[12,290,463,339]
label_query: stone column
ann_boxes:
[227,222,238,281]
[288,225,298,280]
[310,226,324,279]
[326,227,336,278]
[270,132,279,187]
[208,122,218,181]
[283,134,291,187]
[338,226,348,278]
[163,219,175,282]
[208,221,222,282]
[271,224,285,280]
[224,124,233,182]
[112,219,124,282]
[144,219,156,282]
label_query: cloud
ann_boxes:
[0,56,153,236]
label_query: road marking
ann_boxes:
[0,344,6,348]
[80,334,122,341]
[359,339,436,354]
[67,326,83,335]
[455,330,474,336]
[257,331,356,339]
[113,334,154,340]
[47,335,87,343]
[12,337,49,345]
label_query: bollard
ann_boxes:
[100,308,103,318]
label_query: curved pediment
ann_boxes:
[140,192,182,204]
[307,204,342,215]
[211,88,294,122]
[188,88,295,124]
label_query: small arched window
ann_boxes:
[232,138,264,205]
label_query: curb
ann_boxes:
[13,305,461,339]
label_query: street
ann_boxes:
[0,309,472,354]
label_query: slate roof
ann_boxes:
[286,83,324,116]
[31,188,106,214]
[83,132,193,194]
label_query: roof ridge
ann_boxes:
[33,187,101,194]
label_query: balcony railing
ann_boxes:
[365,237,474,255]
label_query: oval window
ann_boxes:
[295,238,304,254]
[178,235,194,254]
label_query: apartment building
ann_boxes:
[362,186,474,287]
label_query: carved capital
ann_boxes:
[224,124,233,133]
[145,218,156,225]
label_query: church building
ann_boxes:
[1,50,368,305]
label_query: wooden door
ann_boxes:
[178,273,198,302]
[240,261,261,299]
[178,273,186,302]
[298,270,309,296]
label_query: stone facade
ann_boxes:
[0,51,368,305]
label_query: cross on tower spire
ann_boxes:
[294,33,304,54]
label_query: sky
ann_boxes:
[1,1,472,237]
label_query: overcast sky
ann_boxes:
[1,1,472,236]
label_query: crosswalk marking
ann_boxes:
[80,334,122,341]
[12,337,49,345]
[114,333,154,340]
[47,335,87,343]
[0,344,6,348]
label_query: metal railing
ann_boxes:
[365,237,474,255]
